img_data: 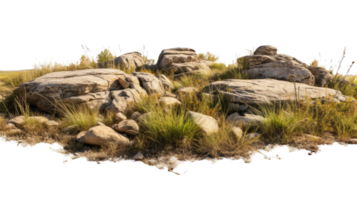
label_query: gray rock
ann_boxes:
[188,111,219,135]
[132,72,165,96]
[133,152,144,161]
[307,66,333,87]
[97,52,144,71]
[131,112,142,120]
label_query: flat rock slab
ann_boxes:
[77,125,129,146]
[203,79,349,105]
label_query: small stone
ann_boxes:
[131,112,142,120]
[118,77,130,89]
[62,125,77,134]
[168,156,178,164]
[8,116,25,126]
[115,112,127,123]
[133,152,144,160]
[231,127,243,138]
[45,120,59,128]
[5,123,16,130]
[112,120,139,136]
[304,134,321,140]
[188,111,219,135]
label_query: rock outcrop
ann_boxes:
[1,45,357,161]
[97,52,144,71]
[238,45,340,87]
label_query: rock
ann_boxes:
[4,123,16,130]
[227,113,265,127]
[187,111,219,135]
[76,131,86,141]
[304,134,321,140]
[77,125,129,146]
[156,47,212,78]
[115,112,127,122]
[62,125,77,134]
[45,120,59,128]
[227,103,249,113]
[203,79,349,105]
[6,128,23,135]
[159,74,174,91]
[254,45,280,56]
[157,48,197,69]
[118,77,130,89]
[244,45,338,87]
[112,119,139,136]
[131,112,142,120]
[350,139,357,144]
[157,97,181,105]
[163,91,177,98]
[245,133,261,140]
[231,127,243,141]
[13,69,147,113]
[96,122,105,126]
[307,66,333,87]
[132,72,165,96]
[44,114,51,120]
[156,97,181,113]
[133,152,144,161]
[8,116,25,126]
[175,87,198,96]
[97,52,144,70]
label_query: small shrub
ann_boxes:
[198,52,219,62]
[97,49,115,63]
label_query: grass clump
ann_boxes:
[97,48,116,63]
[215,57,249,80]
[60,104,99,132]
[198,52,219,62]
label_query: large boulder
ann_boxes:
[157,48,197,69]
[16,69,147,113]
[244,45,332,87]
[203,79,349,105]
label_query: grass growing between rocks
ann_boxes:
[0,49,357,160]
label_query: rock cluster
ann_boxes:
[9,44,356,156]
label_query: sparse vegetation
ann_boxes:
[97,48,116,63]
[198,52,219,62]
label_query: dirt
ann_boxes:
[0,130,349,176]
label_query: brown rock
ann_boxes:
[112,120,139,136]
[132,72,165,96]
[77,126,129,146]
[188,111,219,135]
[307,66,333,87]
[115,112,127,122]
[97,52,144,70]
[118,77,130,89]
